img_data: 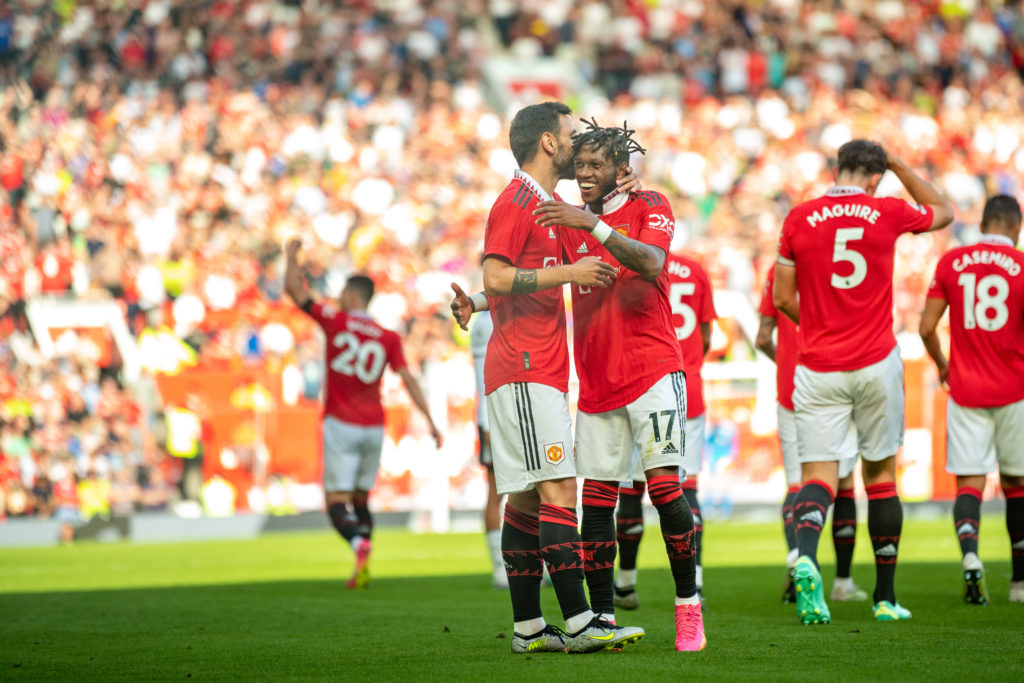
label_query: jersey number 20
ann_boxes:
[330,332,387,383]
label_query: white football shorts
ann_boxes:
[778,405,858,484]
[793,346,904,464]
[576,371,686,483]
[322,415,385,492]
[487,382,576,495]
[946,396,1024,476]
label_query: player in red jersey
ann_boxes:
[757,266,866,605]
[453,103,643,654]
[773,140,953,624]
[284,237,442,589]
[609,251,715,611]
[920,194,1024,605]
[532,119,706,651]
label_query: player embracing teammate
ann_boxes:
[773,140,953,624]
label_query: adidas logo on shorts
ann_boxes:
[577,242,589,254]
[661,442,678,454]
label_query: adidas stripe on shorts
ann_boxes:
[576,371,687,483]
[486,382,576,495]
[946,396,1024,476]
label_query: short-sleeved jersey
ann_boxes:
[562,191,684,413]
[777,186,933,372]
[926,234,1024,408]
[759,265,799,410]
[305,301,407,426]
[470,310,493,428]
[483,171,570,394]
[665,253,717,417]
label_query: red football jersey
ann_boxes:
[483,171,570,394]
[665,253,717,417]
[562,191,684,413]
[306,302,407,426]
[759,265,799,411]
[926,234,1024,408]
[778,187,933,371]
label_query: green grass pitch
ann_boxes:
[2,517,1022,681]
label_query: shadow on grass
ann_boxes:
[1,562,1021,682]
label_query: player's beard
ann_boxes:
[555,141,575,180]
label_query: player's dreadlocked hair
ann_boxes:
[570,117,647,166]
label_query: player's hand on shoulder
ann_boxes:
[571,256,617,288]
[449,282,472,331]
[614,166,641,196]
[533,200,597,231]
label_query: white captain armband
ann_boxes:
[591,220,614,244]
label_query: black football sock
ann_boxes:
[539,503,591,622]
[953,486,982,560]
[1006,487,1024,582]
[782,485,799,554]
[682,480,703,582]
[832,488,857,578]
[501,505,543,624]
[327,502,358,543]
[616,483,645,576]
[581,480,618,617]
[648,474,697,599]
[794,480,835,566]
[866,482,902,605]
[352,496,373,541]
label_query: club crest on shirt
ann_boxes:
[612,224,629,236]
[544,442,565,465]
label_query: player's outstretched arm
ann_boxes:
[397,367,444,449]
[449,282,488,332]
[483,255,615,296]
[773,263,799,325]
[886,154,954,231]
[919,297,950,386]
[283,237,313,310]
[755,315,777,362]
[533,200,665,280]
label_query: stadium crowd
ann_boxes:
[2,0,1023,526]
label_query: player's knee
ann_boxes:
[860,456,897,484]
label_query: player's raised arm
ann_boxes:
[534,200,666,281]
[283,237,313,310]
[886,153,954,232]
[482,254,615,296]
[919,295,950,386]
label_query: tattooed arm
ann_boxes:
[482,255,617,296]
[599,230,666,281]
[533,200,665,281]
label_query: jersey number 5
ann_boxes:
[957,272,1009,331]
[330,332,387,383]
[670,282,697,340]
[831,228,867,289]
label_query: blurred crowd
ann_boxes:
[2,0,1023,527]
